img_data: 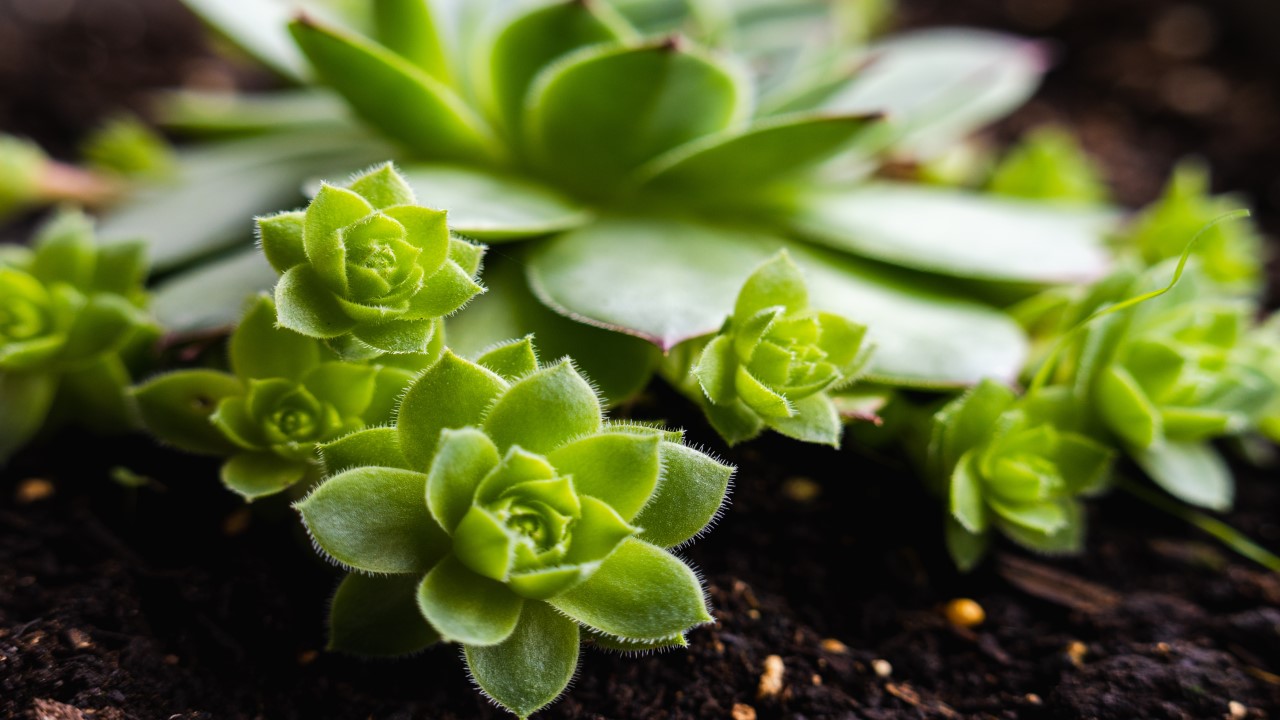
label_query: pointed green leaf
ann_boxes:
[547,432,660,520]
[90,241,149,296]
[631,442,732,548]
[407,260,484,318]
[231,295,322,380]
[995,499,1084,555]
[549,538,711,640]
[1133,441,1233,511]
[348,162,417,209]
[703,398,766,446]
[735,251,808,319]
[452,505,519,581]
[401,165,590,241]
[693,335,739,406]
[586,628,686,653]
[790,184,1114,283]
[290,17,498,163]
[297,466,447,573]
[275,264,358,339]
[31,210,95,287]
[132,370,245,455]
[1097,365,1162,449]
[945,516,989,572]
[989,498,1069,534]
[565,495,637,565]
[57,294,145,361]
[427,427,502,533]
[302,362,378,417]
[222,452,310,500]
[766,392,842,446]
[353,316,438,354]
[398,351,508,467]
[257,210,307,274]
[483,361,602,454]
[0,371,57,464]
[330,572,441,657]
[320,427,411,473]
[152,247,279,332]
[932,380,1015,478]
[637,113,880,200]
[825,28,1046,158]
[373,0,450,81]
[485,0,633,136]
[417,555,524,645]
[475,336,539,381]
[526,41,750,198]
[465,600,579,719]
[949,452,987,533]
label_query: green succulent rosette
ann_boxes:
[297,338,733,718]
[133,295,436,499]
[925,380,1114,571]
[0,210,154,462]
[684,251,869,446]
[260,163,485,359]
[986,126,1107,205]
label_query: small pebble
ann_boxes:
[1066,640,1088,668]
[731,703,757,720]
[872,658,893,678]
[163,654,180,666]
[297,649,319,666]
[757,654,785,698]
[1026,693,1043,705]
[820,638,848,654]
[222,508,252,537]
[1229,700,1248,719]
[63,629,91,650]
[811,674,823,686]
[15,478,54,504]
[944,598,985,628]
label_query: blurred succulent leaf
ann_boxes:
[401,165,590,241]
[329,572,442,656]
[987,126,1108,204]
[1132,441,1233,511]
[132,370,246,456]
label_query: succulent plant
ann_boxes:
[673,251,869,445]
[298,338,732,717]
[133,294,437,499]
[924,380,1113,570]
[258,163,485,359]
[0,210,154,462]
[135,0,1119,407]
[986,126,1107,205]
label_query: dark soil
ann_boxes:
[3,1,1280,719]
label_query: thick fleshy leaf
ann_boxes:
[766,392,842,446]
[374,0,450,81]
[427,428,502,533]
[276,264,360,339]
[305,184,370,294]
[789,184,1114,283]
[257,210,307,274]
[57,294,147,362]
[483,361,602,454]
[417,555,523,645]
[446,253,658,405]
[945,516,989,572]
[949,452,987,534]
[931,380,1015,477]
[465,600,579,719]
[631,442,732,548]
[353,316,438,354]
[735,250,808,319]
[703,397,767,446]
[996,500,1084,555]
[824,28,1046,158]
[329,572,441,657]
[525,41,750,198]
[452,506,518,581]
[348,162,417,210]
[132,370,245,455]
[397,351,507,468]
[290,17,498,163]
[527,217,1028,385]
[636,113,880,200]
[484,0,634,137]
[297,466,447,573]
[475,336,539,381]
[549,538,711,640]
[693,335,738,406]
[222,452,310,500]
[548,433,661,520]
[303,362,378,417]
[401,165,590,241]
[150,248,280,332]
[586,628,687,653]
[1097,365,1162,449]
[230,295,322,380]
[408,260,485,318]
[320,427,411,473]
[1133,441,1233,511]
[0,371,57,463]
[90,241,149,296]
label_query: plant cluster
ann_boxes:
[3,0,1279,717]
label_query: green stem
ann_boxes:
[1117,476,1280,573]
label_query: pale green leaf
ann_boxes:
[0,372,57,464]
[1133,441,1233,511]
[549,538,711,640]
[276,264,359,339]
[1097,365,1162,449]
[949,452,987,534]
[765,392,842,446]
[483,361,602,454]
[427,427,501,533]
[397,351,507,467]
[132,370,244,455]
[401,165,590,241]
[630,442,732,548]
[297,466,448,573]
[374,0,451,81]
[465,600,579,719]
[152,248,279,332]
[230,294,322,380]
[475,336,538,381]
[548,432,661,520]
[417,555,524,645]
[320,427,411,473]
[222,452,310,500]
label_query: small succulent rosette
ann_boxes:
[298,338,733,718]
[134,295,433,499]
[1068,263,1277,510]
[925,380,1114,571]
[0,210,153,461]
[259,163,485,359]
[689,251,869,446]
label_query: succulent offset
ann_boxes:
[259,163,484,359]
[298,339,732,717]
[0,210,154,462]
